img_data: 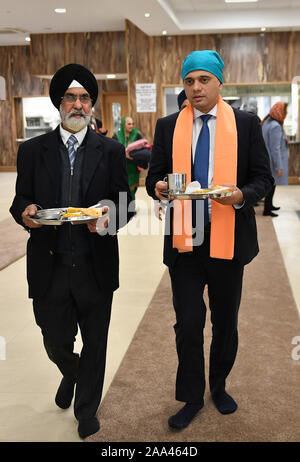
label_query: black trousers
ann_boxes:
[33,262,113,421]
[264,184,276,213]
[169,231,244,403]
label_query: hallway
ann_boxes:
[0,173,299,441]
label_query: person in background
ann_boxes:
[146,50,273,431]
[241,98,261,206]
[10,63,133,440]
[177,89,189,111]
[113,117,143,202]
[261,101,288,217]
[90,108,108,135]
[241,97,259,119]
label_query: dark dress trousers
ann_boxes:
[10,126,133,420]
[146,108,274,402]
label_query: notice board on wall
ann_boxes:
[136,83,156,113]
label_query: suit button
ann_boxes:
[49,250,54,255]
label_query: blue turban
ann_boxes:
[181,50,224,83]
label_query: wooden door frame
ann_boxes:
[101,91,128,137]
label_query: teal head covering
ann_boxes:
[181,50,224,83]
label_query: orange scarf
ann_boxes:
[172,94,237,259]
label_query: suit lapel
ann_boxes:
[82,129,104,197]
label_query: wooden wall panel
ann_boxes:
[30,31,126,76]
[126,20,156,143]
[0,46,50,167]
[30,34,67,76]
[11,46,49,96]
[0,47,14,167]
[1,23,300,168]
[126,20,300,143]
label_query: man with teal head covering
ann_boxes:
[181,50,224,83]
[146,49,273,431]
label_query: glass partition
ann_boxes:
[221,83,292,135]
[163,83,294,137]
[21,97,60,140]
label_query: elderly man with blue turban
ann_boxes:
[146,50,273,430]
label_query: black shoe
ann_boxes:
[55,377,76,409]
[271,206,280,211]
[78,417,100,439]
[263,211,278,217]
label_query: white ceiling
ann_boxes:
[0,0,300,46]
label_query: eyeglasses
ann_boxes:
[61,94,92,104]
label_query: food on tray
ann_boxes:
[81,207,103,217]
[210,185,236,191]
[62,212,83,217]
[62,206,103,218]
[190,185,235,194]
[191,189,211,193]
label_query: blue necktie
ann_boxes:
[193,114,211,227]
[67,134,77,168]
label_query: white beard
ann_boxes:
[59,106,92,132]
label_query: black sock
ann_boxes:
[168,401,204,429]
[212,390,237,414]
[78,417,100,439]
[55,377,76,409]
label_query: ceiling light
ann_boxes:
[25,36,31,42]
[145,13,150,18]
[261,27,266,31]
[225,0,258,3]
[107,74,116,79]
[162,30,167,35]
[54,8,66,13]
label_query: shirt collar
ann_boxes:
[59,124,88,147]
[194,103,218,120]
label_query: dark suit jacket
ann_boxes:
[10,126,133,299]
[146,108,274,267]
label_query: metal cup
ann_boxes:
[165,173,187,194]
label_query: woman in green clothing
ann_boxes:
[113,117,142,201]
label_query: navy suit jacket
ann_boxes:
[146,108,274,267]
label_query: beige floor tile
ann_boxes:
[271,185,300,316]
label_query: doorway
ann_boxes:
[101,92,128,137]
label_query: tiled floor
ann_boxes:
[0,173,299,441]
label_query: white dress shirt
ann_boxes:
[59,124,88,151]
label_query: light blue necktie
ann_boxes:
[67,134,77,168]
[193,114,211,228]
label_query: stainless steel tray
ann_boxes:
[28,206,106,226]
[160,189,234,200]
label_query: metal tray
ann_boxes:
[28,206,106,226]
[160,188,234,200]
